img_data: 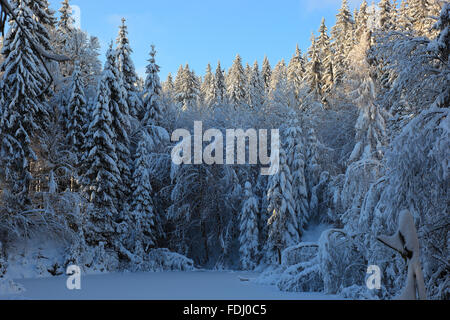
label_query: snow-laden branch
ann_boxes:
[0,0,70,62]
[377,210,427,300]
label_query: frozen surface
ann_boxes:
[2,271,342,300]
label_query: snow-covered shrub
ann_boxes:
[340,159,383,228]
[277,258,323,293]
[146,248,195,272]
[88,242,119,273]
[318,229,366,294]
[281,243,318,267]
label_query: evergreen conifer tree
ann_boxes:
[267,148,299,264]
[287,45,306,104]
[213,61,227,106]
[142,45,163,126]
[0,0,50,209]
[226,54,247,109]
[239,181,260,270]
[116,18,142,119]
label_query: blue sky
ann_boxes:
[50,0,363,80]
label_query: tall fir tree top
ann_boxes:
[143,44,163,125]
[117,18,131,51]
[355,0,370,39]
[332,0,354,41]
[116,17,142,118]
[227,54,247,108]
[379,0,394,31]
[261,55,272,92]
[317,17,331,48]
[58,0,74,32]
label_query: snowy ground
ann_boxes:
[1,271,341,300]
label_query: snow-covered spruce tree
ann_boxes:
[226,54,248,109]
[348,33,387,164]
[269,60,292,111]
[136,46,169,256]
[128,131,157,268]
[244,62,252,93]
[200,63,215,109]
[173,65,184,96]
[355,0,370,41]
[55,0,74,77]
[116,18,142,120]
[398,0,413,31]
[140,44,170,178]
[407,0,440,37]
[58,0,74,32]
[331,0,354,85]
[105,45,132,210]
[261,55,272,94]
[391,0,400,27]
[283,113,310,235]
[82,67,120,248]
[247,61,265,110]
[352,7,359,43]
[175,64,200,111]
[239,181,260,270]
[162,73,175,104]
[66,62,88,164]
[266,148,300,265]
[213,61,227,107]
[306,33,323,100]
[341,31,387,228]
[379,0,395,32]
[142,45,164,126]
[66,64,90,191]
[317,18,334,95]
[0,0,50,210]
[287,45,306,104]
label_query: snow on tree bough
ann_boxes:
[0,0,70,95]
[377,210,427,300]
